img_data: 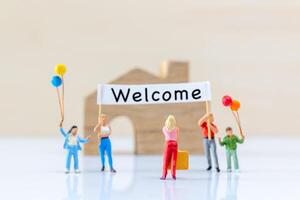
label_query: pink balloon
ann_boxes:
[222,95,233,107]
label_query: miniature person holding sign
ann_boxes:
[198,113,220,172]
[59,120,90,174]
[94,114,117,173]
[218,127,244,172]
[161,115,179,180]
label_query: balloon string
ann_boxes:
[231,111,243,137]
[236,111,244,137]
[236,111,241,125]
[231,110,238,124]
[56,88,64,121]
[62,75,64,119]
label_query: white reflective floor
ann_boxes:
[0,137,300,200]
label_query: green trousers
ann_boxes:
[226,149,239,170]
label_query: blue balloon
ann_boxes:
[51,76,62,87]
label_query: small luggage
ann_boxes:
[168,150,189,170]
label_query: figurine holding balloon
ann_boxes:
[222,95,244,138]
[51,64,67,122]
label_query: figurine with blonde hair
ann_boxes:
[94,114,116,173]
[161,115,179,180]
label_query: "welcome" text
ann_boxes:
[111,88,202,103]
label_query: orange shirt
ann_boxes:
[200,122,217,138]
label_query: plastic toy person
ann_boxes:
[59,120,90,174]
[218,127,244,172]
[161,115,179,180]
[94,114,117,173]
[198,113,220,172]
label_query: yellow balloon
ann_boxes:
[55,64,67,76]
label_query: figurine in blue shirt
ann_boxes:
[60,121,90,174]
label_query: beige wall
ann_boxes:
[1,0,300,137]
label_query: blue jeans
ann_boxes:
[203,138,219,168]
[99,138,113,169]
[66,146,79,170]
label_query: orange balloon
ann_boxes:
[230,100,240,111]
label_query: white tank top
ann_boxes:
[100,126,110,135]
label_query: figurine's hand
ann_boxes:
[93,127,97,133]
[218,137,222,141]
[86,135,91,140]
[93,123,101,133]
[241,135,245,139]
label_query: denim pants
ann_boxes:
[203,138,219,168]
[66,146,79,170]
[226,149,239,170]
[99,138,113,169]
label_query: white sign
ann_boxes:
[97,82,211,105]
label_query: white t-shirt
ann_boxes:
[68,135,77,145]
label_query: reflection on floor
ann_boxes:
[0,138,300,200]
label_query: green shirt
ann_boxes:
[219,135,244,150]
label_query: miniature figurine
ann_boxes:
[198,113,220,172]
[94,114,117,173]
[218,127,245,172]
[161,115,179,180]
[59,120,90,174]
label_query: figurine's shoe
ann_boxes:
[206,166,212,171]
[216,167,221,173]
[234,169,239,173]
[160,176,166,180]
[101,166,105,172]
[172,176,176,180]
[65,169,70,174]
[227,169,232,173]
[110,168,117,173]
[75,170,81,174]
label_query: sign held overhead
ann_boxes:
[97,82,211,105]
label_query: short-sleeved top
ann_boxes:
[200,122,217,138]
[162,127,177,141]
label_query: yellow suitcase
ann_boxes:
[168,150,189,170]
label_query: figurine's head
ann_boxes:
[165,115,176,131]
[226,127,233,136]
[68,125,78,136]
[208,113,214,122]
[100,114,108,125]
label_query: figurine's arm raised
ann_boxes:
[198,113,209,126]
[218,137,225,146]
[60,127,67,138]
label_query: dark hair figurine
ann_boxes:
[219,127,245,172]
[59,121,90,174]
[68,125,78,133]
